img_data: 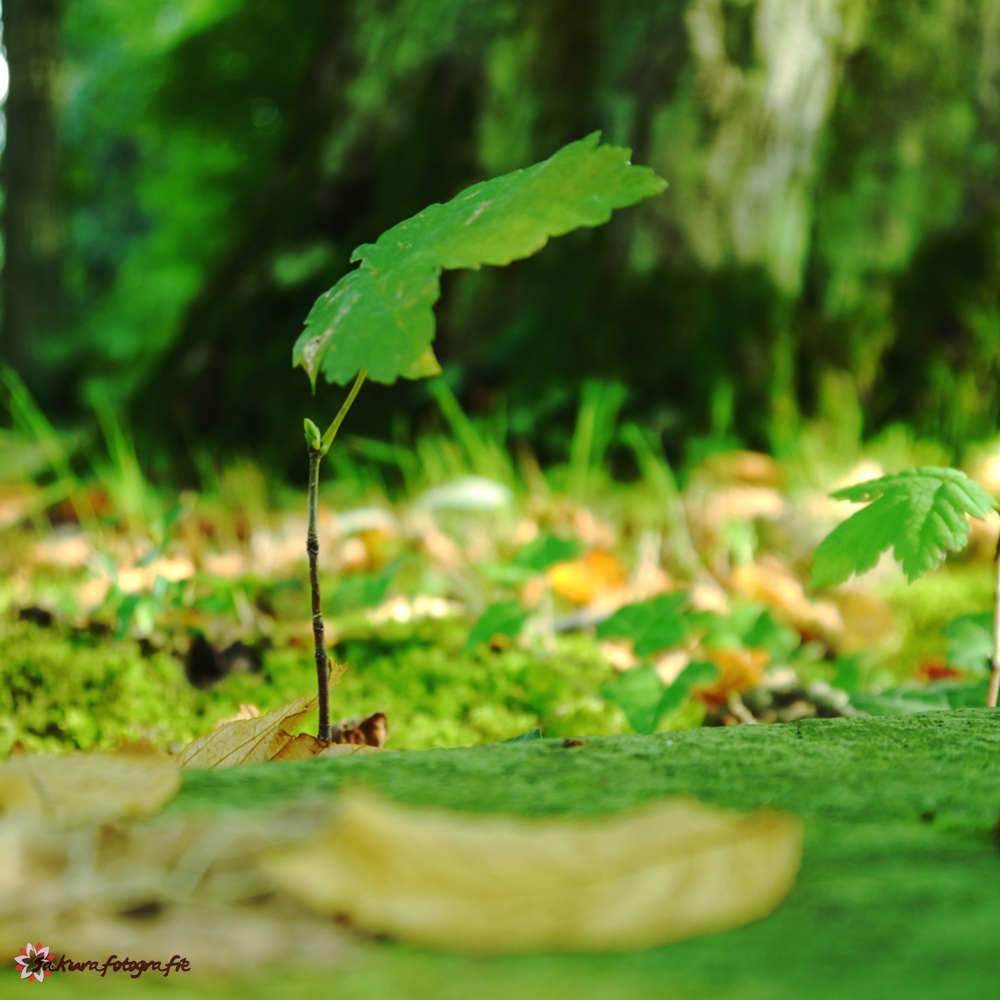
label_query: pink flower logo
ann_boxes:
[15,943,51,983]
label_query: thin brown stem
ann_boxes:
[307,444,331,741]
[988,535,1000,709]
[305,368,368,741]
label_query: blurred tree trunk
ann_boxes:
[1,0,63,390]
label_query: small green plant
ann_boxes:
[464,601,530,655]
[292,133,666,740]
[809,467,1000,706]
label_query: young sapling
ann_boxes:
[809,467,999,706]
[292,133,666,739]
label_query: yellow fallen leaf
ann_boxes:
[178,694,315,769]
[178,663,347,769]
[0,746,181,829]
[547,550,626,605]
[264,789,803,954]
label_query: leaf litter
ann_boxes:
[0,738,802,968]
[0,742,181,829]
[0,677,396,972]
[177,661,356,768]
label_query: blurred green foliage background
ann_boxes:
[4,0,1000,475]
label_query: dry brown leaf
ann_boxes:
[729,560,841,635]
[270,733,328,762]
[0,746,181,829]
[177,694,316,769]
[263,789,803,954]
[0,801,355,972]
[696,647,770,708]
[698,450,783,487]
[697,487,785,532]
[4,901,357,975]
[832,590,898,655]
[178,662,347,769]
[266,716,388,762]
[331,712,389,747]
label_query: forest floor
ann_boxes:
[6,393,1000,994]
[4,417,1000,757]
[18,708,1000,999]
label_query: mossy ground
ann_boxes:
[0,617,630,756]
[24,709,1000,999]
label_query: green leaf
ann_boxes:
[655,660,718,720]
[511,534,584,573]
[925,678,990,708]
[602,660,718,733]
[601,665,664,734]
[832,656,861,694]
[465,601,530,654]
[478,562,536,587]
[597,594,687,657]
[743,610,800,663]
[502,728,543,743]
[943,613,994,673]
[810,467,996,587]
[294,133,667,387]
[850,690,951,716]
[686,604,764,650]
[327,560,401,614]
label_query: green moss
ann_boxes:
[0,617,631,756]
[878,563,995,679]
[31,710,1000,998]
[0,619,201,755]
[323,627,628,747]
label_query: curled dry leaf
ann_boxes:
[178,662,347,769]
[0,744,181,830]
[251,712,390,761]
[331,711,389,747]
[264,789,803,954]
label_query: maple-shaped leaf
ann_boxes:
[177,662,347,769]
[810,467,996,588]
[596,593,687,656]
[293,133,666,387]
